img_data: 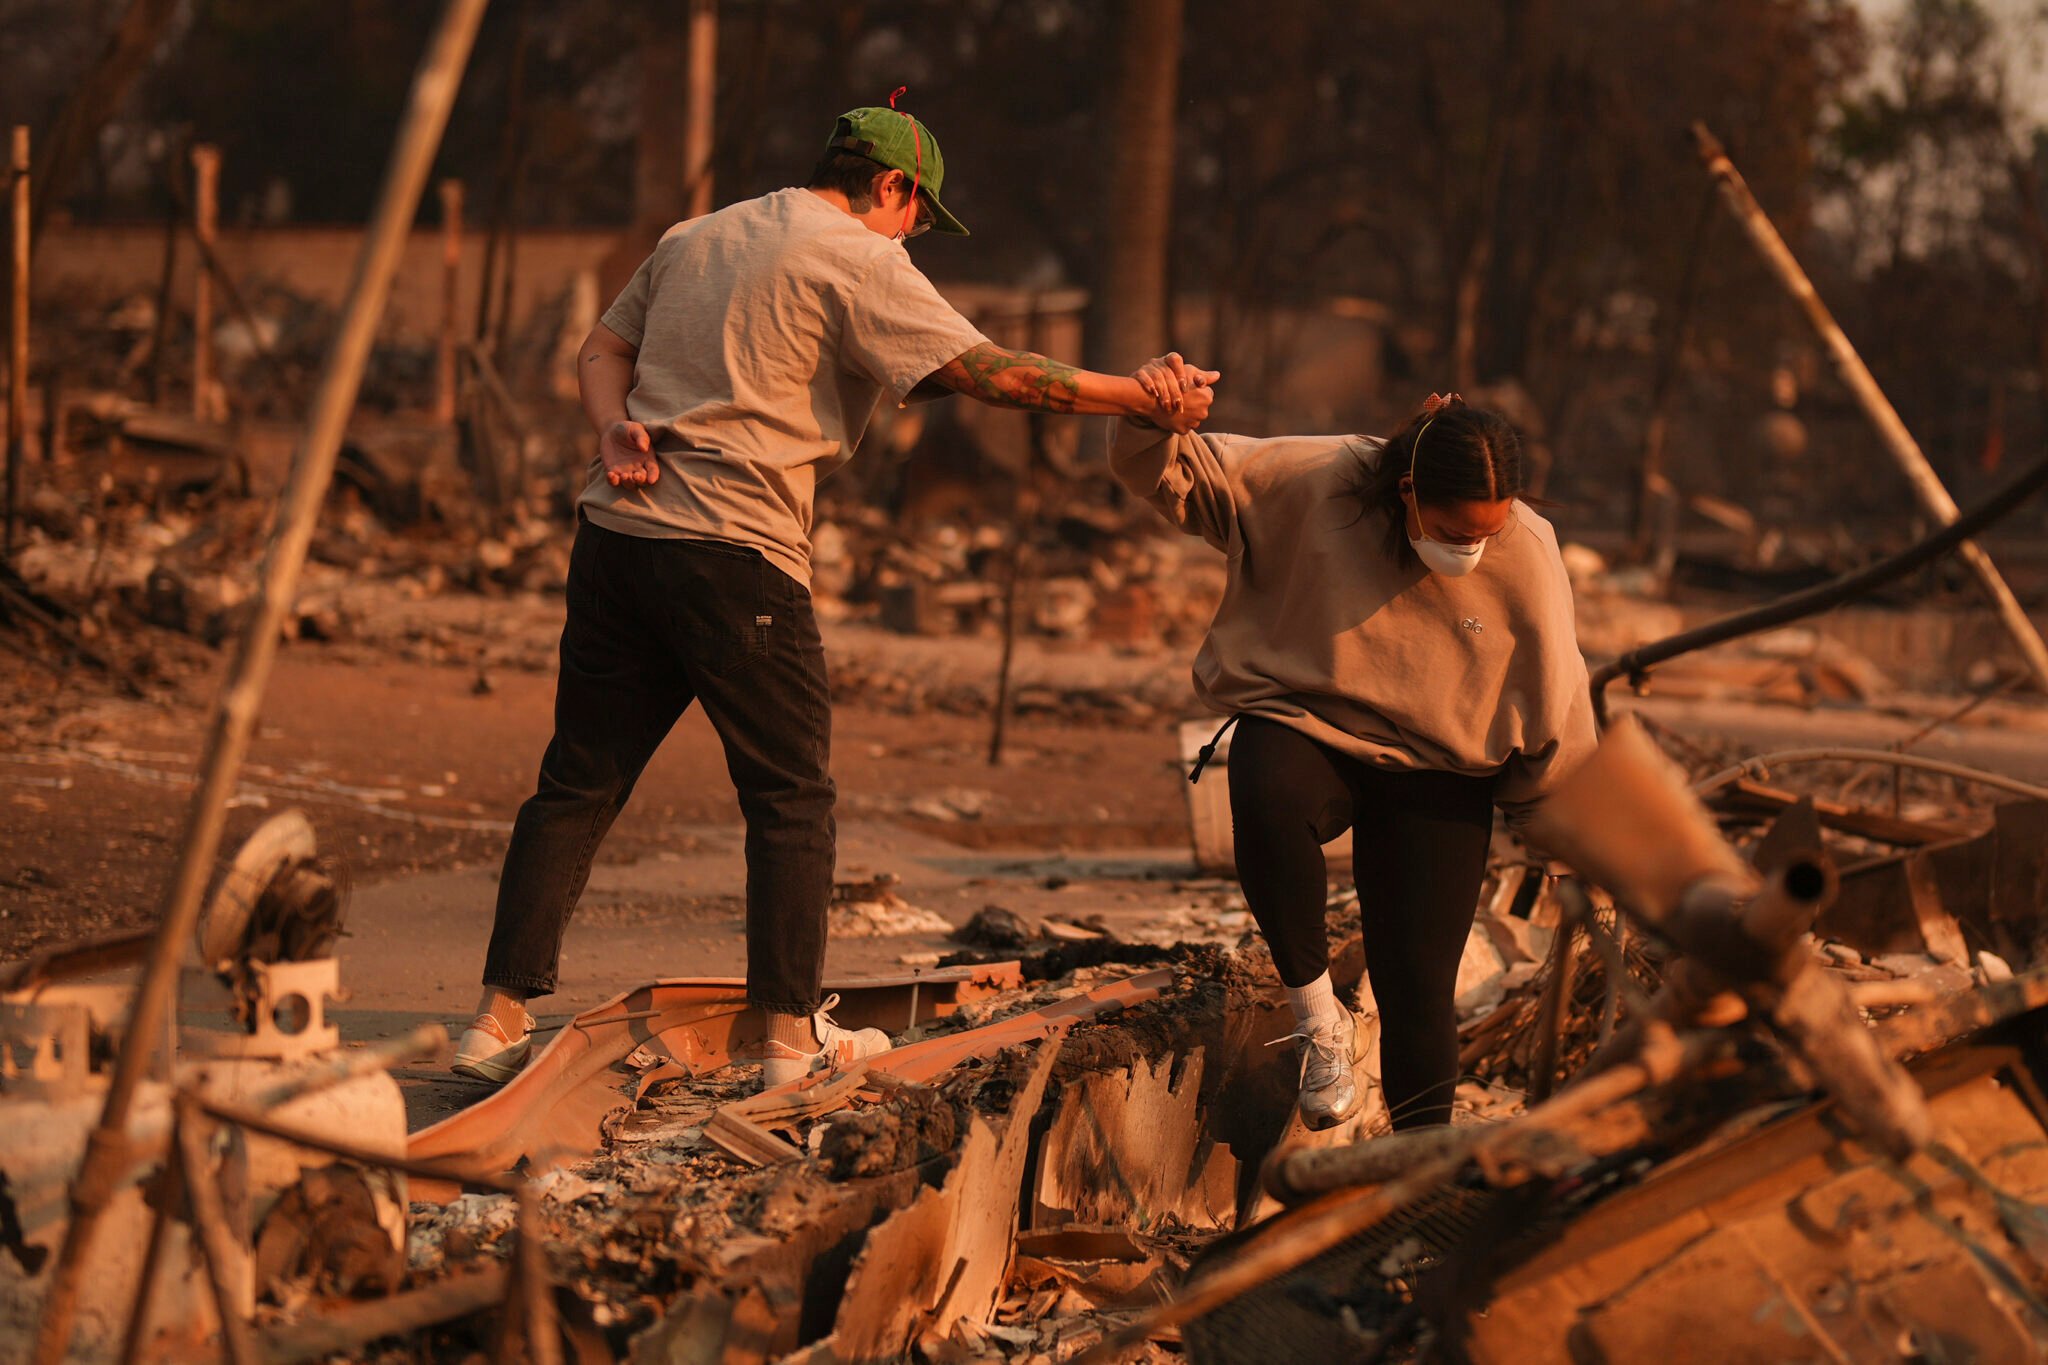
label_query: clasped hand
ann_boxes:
[1133,352,1221,433]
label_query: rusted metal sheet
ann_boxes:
[1989,799,2048,946]
[1824,835,1987,962]
[1470,1046,2048,1363]
[406,964,1022,1194]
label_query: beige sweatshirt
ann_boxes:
[1109,418,1597,823]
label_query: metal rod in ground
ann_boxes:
[30,5,492,1358]
[6,125,27,564]
[190,143,219,422]
[990,299,1047,766]
[987,526,1026,766]
[1590,450,2048,726]
[1692,121,2048,694]
[173,1101,262,1365]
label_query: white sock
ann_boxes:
[1284,971,1347,1033]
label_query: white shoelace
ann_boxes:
[1268,1019,1350,1090]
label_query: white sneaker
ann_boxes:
[451,1007,534,1085]
[1272,1009,1365,1131]
[761,993,892,1090]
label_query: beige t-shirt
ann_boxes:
[581,188,987,586]
[1109,419,1597,826]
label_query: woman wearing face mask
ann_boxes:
[1111,372,1596,1133]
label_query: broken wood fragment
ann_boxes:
[258,1264,508,1364]
[704,1109,806,1167]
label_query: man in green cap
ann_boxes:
[454,101,1217,1090]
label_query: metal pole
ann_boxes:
[683,0,717,219]
[6,125,27,564]
[31,5,491,1358]
[436,178,463,423]
[1693,122,2048,693]
[190,143,219,422]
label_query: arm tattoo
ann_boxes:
[935,342,1081,412]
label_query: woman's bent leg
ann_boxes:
[1227,718,1356,987]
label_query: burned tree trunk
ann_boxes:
[1085,0,1184,374]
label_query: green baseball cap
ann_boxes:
[826,105,969,236]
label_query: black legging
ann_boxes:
[1227,717,1495,1129]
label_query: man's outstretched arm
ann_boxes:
[926,342,1216,428]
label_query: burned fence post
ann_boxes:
[190,143,220,423]
[1692,121,2048,695]
[6,125,26,564]
[437,177,463,424]
[30,3,494,1358]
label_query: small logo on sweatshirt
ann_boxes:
[1461,617,1484,633]
[756,615,774,626]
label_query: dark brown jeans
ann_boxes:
[482,520,834,1014]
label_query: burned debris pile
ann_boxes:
[16,707,2048,1362]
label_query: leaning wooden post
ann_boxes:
[1693,122,2048,693]
[436,177,463,423]
[190,143,220,421]
[6,126,27,564]
[30,4,492,1359]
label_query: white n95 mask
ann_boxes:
[1410,535,1485,577]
